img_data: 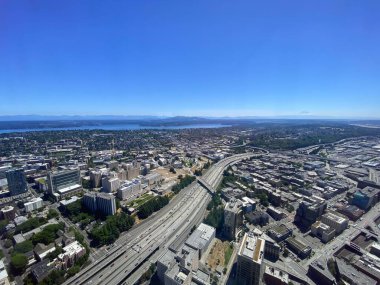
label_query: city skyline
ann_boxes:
[1,1,380,117]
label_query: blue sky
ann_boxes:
[0,1,379,118]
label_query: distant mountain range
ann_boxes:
[0,115,379,131]
[0,115,166,121]
[1,114,380,121]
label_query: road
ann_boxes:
[63,153,258,285]
[303,202,380,268]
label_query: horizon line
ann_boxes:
[0,114,380,121]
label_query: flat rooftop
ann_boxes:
[323,212,347,224]
[57,184,82,194]
[269,224,291,236]
[239,232,265,263]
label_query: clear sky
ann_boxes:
[0,1,379,118]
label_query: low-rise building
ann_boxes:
[264,265,289,285]
[24,197,44,212]
[267,224,293,243]
[1,205,15,220]
[285,237,312,259]
[184,223,215,258]
[245,211,269,226]
[0,259,10,285]
[221,187,245,201]
[58,241,86,269]
[34,243,56,261]
[241,196,256,213]
[31,260,56,283]
[320,212,348,234]
[311,221,335,243]
[157,222,214,285]
[351,187,380,210]
[336,204,364,221]
[267,206,285,220]
[142,173,162,186]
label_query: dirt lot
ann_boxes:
[206,239,232,271]
[153,167,192,182]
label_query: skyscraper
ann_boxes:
[83,192,116,216]
[6,168,28,196]
[82,192,97,213]
[237,232,266,285]
[223,199,243,240]
[47,169,82,199]
[96,193,116,216]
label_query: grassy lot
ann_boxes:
[207,239,233,271]
[128,193,154,208]
[224,243,234,266]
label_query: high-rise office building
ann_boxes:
[223,199,243,240]
[122,161,140,180]
[96,193,116,216]
[102,176,120,193]
[83,192,116,216]
[82,192,97,213]
[89,170,102,188]
[47,169,82,199]
[6,168,28,196]
[237,232,266,285]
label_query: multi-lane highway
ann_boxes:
[64,153,257,285]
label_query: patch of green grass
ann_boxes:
[224,244,234,266]
[128,194,154,207]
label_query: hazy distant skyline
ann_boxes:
[1,1,380,118]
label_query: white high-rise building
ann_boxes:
[24,197,44,212]
[102,177,120,193]
[237,232,265,285]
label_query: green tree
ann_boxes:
[67,265,80,277]
[172,175,195,194]
[137,196,169,219]
[258,194,269,207]
[31,223,64,245]
[81,178,91,189]
[14,240,33,254]
[0,220,8,233]
[287,204,295,213]
[15,217,47,234]
[90,212,135,246]
[40,269,65,285]
[11,253,28,274]
[47,209,59,219]
[3,239,12,248]
[204,207,224,232]
[283,248,289,258]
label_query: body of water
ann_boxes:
[0,123,230,134]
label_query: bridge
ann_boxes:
[197,177,216,194]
